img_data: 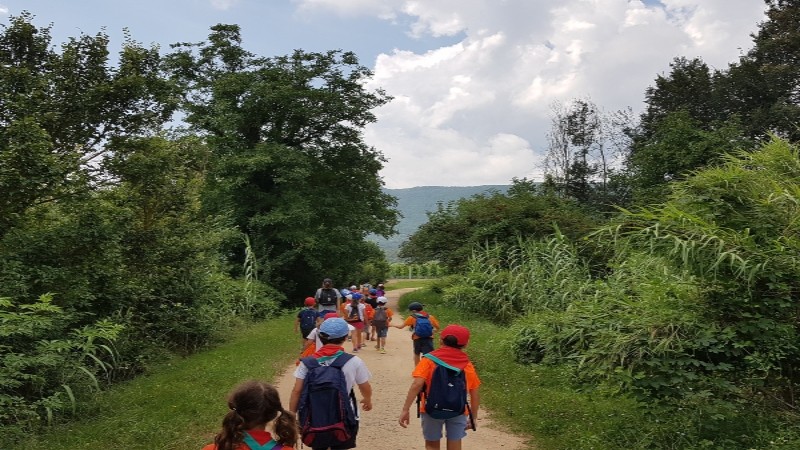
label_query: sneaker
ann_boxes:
[353,348,359,352]
[360,343,366,348]
[380,348,386,354]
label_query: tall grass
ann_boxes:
[10,313,298,450]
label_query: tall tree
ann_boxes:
[165,25,398,297]
[0,12,177,236]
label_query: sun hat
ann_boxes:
[408,302,424,311]
[319,318,350,338]
[304,297,316,306]
[441,324,470,346]
[377,296,388,304]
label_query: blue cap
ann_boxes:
[351,293,363,301]
[320,318,350,338]
[341,289,351,296]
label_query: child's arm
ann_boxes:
[288,378,304,413]
[293,316,299,333]
[398,377,425,428]
[357,381,373,411]
[468,388,480,425]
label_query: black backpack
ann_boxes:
[372,306,388,327]
[315,288,340,307]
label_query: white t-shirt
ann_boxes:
[293,352,371,417]
[306,325,355,350]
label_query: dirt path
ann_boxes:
[273,287,528,449]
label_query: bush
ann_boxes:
[0,294,122,436]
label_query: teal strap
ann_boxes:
[243,432,278,450]
[316,350,344,364]
[422,354,461,373]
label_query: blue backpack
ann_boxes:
[413,313,434,338]
[419,354,475,429]
[298,352,357,448]
[299,308,318,330]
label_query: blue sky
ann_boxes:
[0,1,767,188]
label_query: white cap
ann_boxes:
[377,296,388,304]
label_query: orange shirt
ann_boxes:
[370,306,394,322]
[402,313,440,339]
[411,353,480,414]
[202,429,292,450]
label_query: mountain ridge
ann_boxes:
[370,184,510,261]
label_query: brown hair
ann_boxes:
[214,380,298,450]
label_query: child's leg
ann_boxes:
[425,441,441,450]
[445,440,462,450]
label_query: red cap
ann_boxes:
[304,297,316,306]
[323,312,339,320]
[441,324,470,346]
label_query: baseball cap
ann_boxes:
[350,285,358,290]
[408,302,424,311]
[351,293,363,301]
[376,296,388,304]
[323,312,339,320]
[304,297,316,306]
[319,318,350,338]
[441,324,470,346]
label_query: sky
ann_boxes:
[1,1,768,188]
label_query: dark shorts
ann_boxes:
[301,326,315,340]
[413,337,434,355]
[376,326,389,338]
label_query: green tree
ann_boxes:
[0,12,177,236]
[399,179,598,271]
[165,25,398,298]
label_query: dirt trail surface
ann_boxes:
[273,287,529,449]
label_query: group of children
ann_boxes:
[203,280,481,450]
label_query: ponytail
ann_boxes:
[272,408,299,446]
[214,409,245,450]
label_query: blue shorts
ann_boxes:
[376,326,389,338]
[420,412,467,441]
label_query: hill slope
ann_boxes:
[370,185,509,261]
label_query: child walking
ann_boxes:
[202,380,298,450]
[398,325,481,450]
[393,302,440,365]
[371,296,394,353]
[295,297,319,346]
[345,293,367,352]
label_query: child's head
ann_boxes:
[215,380,298,449]
[408,302,424,312]
[377,296,388,306]
[319,317,350,345]
[350,293,362,305]
[440,324,470,349]
[304,297,316,307]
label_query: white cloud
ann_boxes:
[296,0,766,188]
[210,0,238,11]
[0,4,8,15]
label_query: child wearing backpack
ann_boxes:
[345,293,367,352]
[295,297,320,346]
[306,312,356,351]
[398,325,480,450]
[371,296,394,354]
[393,301,440,365]
[202,380,298,450]
[289,318,373,450]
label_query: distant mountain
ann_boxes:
[369,185,510,262]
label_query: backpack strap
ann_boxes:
[422,354,462,373]
[243,431,278,450]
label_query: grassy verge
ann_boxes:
[399,288,658,450]
[384,278,436,290]
[13,313,298,450]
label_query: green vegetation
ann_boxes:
[9,314,298,450]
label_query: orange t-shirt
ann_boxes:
[411,353,480,414]
[201,429,292,450]
[402,313,440,339]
